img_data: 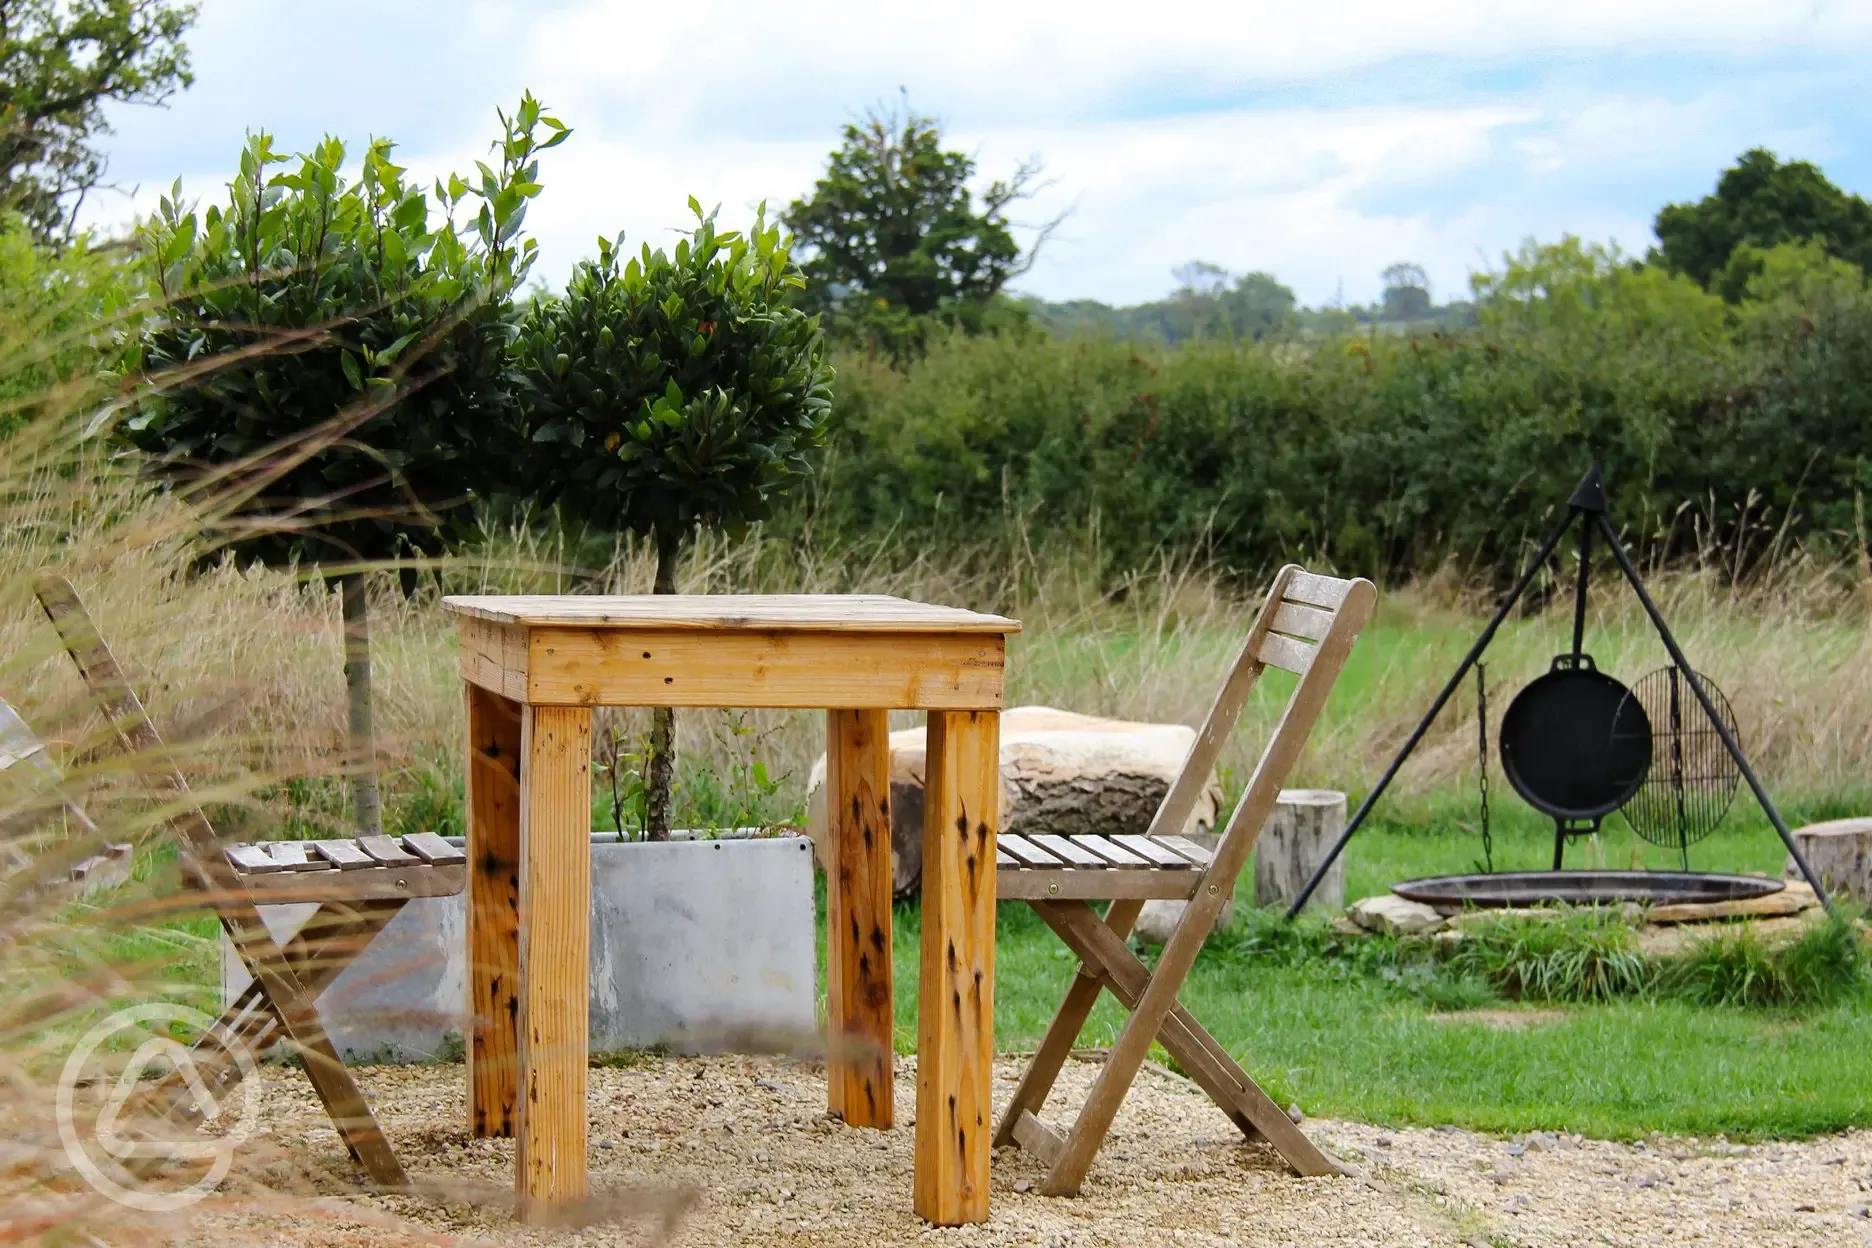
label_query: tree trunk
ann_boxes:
[340,571,383,839]
[644,530,680,841]
[1785,817,1872,903]
[1253,789,1347,912]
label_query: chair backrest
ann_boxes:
[1144,565,1376,891]
[0,694,132,892]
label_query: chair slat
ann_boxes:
[996,870,1202,901]
[226,844,282,874]
[265,841,329,872]
[312,839,375,870]
[1111,834,1198,868]
[995,846,1018,868]
[1270,600,1334,642]
[1031,835,1108,869]
[999,833,1063,867]
[357,834,420,865]
[1076,836,1149,868]
[1155,835,1215,866]
[1283,570,1353,609]
[1258,631,1315,675]
[402,832,467,865]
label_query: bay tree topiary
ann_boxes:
[514,200,832,838]
[124,93,568,837]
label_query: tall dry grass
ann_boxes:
[426,514,1872,820]
[0,408,701,1239]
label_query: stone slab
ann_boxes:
[1348,893,1445,935]
[1647,879,1817,925]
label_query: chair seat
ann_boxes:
[996,832,1212,900]
[222,832,468,901]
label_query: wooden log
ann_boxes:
[1783,817,1872,903]
[1253,789,1347,912]
[825,708,894,1129]
[516,704,592,1217]
[466,684,523,1141]
[915,709,999,1226]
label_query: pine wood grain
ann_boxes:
[915,709,1000,1226]
[466,683,523,1141]
[457,615,528,701]
[825,708,894,1129]
[521,627,1006,710]
[515,704,592,1217]
[444,593,1019,633]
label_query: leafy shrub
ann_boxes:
[1660,915,1864,1009]
[1442,910,1650,1003]
[791,239,1872,585]
[512,200,831,838]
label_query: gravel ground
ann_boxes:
[162,1055,1872,1248]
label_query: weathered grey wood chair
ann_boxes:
[33,575,468,1188]
[992,565,1377,1195]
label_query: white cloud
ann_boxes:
[75,0,1872,307]
[524,0,1871,125]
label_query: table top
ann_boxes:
[441,593,1021,634]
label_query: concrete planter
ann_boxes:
[222,831,816,1063]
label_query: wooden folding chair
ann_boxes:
[32,575,469,1188]
[991,565,1376,1195]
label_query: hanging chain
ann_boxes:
[1477,661,1495,873]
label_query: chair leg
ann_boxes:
[124,900,408,1178]
[993,900,1143,1149]
[1032,901,1337,1194]
[191,900,405,1100]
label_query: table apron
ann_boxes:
[458,618,1006,710]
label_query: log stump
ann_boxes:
[1783,817,1872,903]
[1253,789,1347,912]
[1134,790,1348,944]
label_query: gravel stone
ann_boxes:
[161,1056,1872,1247]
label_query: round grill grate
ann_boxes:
[1614,666,1740,848]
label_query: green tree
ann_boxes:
[1222,271,1298,341]
[0,212,141,427]
[513,202,832,838]
[784,102,1056,360]
[1161,263,1297,342]
[1654,148,1872,300]
[0,0,198,245]
[125,95,566,837]
[1381,262,1432,322]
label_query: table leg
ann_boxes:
[826,708,895,1128]
[915,709,1000,1226]
[466,683,522,1139]
[516,704,592,1217]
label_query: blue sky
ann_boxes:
[82,0,1872,308]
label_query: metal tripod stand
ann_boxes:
[1284,464,1834,918]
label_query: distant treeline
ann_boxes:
[1021,260,1477,346]
[788,239,1872,586]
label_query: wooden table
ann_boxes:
[442,594,1020,1225]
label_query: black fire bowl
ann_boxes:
[1391,870,1784,911]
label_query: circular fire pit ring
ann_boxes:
[1391,870,1784,910]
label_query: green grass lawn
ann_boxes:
[847,895,1872,1142]
[60,802,1872,1143]
[810,807,1872,1142]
